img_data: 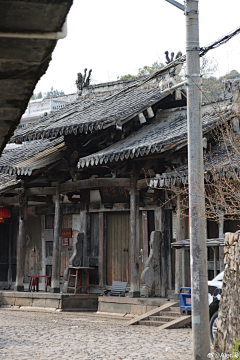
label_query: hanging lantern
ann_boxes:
[0,207,11,223]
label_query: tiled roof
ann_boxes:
[149,147,240,188]
[11,81,175,143]
[77,105,234,169]
[0,173,21,194]
[0,137,66,176]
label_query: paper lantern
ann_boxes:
[0,207,11,223]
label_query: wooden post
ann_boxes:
[99,212,106,286]
[155,206,166,297]
[174,194,186,294]
[142,211,148,265]
[8,223,12,284]
[129,177,140,298]
[50,184,62,293]
[41,215,46,277]
[165,209,172,291]
[14,200,27,291]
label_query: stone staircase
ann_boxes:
[138,306,183,327]
[125,302,191,329]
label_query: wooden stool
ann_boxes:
[66,267,94,295]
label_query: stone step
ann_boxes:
[139,320,165,327]
[149,315,178,322]
[160,310,182,317]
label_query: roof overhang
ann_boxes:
[0,0,73,154]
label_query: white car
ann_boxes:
[208,271,223,342]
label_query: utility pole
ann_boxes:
[165,0,210,358]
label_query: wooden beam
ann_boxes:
[28,196,52,203]
[0,196,19,205]
[26,187,56,196]
[25,178,132,197]
[60,178,131,193]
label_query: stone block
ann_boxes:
[130,304,146,315]
[1,296,15,306]
[62,298,83,309]
[32,298,46,307]
[45,298,60,309]
[15,297,32,307]
[14,292,32,298]
[98,301,131,314]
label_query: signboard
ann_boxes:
[99,186,130,203]
[62,228,72,238]
[62,238,69,246]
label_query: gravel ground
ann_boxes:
[0,309,193,360]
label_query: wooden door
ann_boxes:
[0,224,9,281]
[107,212,130,285]
[106,212,143,286]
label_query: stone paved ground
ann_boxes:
[0,309,192,360]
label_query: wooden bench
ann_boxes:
[28,275,51,292]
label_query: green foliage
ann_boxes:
[31,91,43,100]
[223,70,240,80]
[45,87,65,99]
[137,60,164,76]
[231,338,240,359]
[119,74,136,80]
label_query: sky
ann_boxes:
[34,0,240,96]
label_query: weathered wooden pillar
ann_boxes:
[142,211,148,265]
[78,190,90,267]
[99,212,106,287]
[14,200,27,291]
[50,184,62,293]
[174,194,185,295]
[155,206,166,297]
[129,177,140,298]
[165,209,172,291]
[219,214,224,272]
[8,223,13,284]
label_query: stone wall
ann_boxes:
[214,231,240,355]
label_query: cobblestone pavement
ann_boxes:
[0,309,192,360]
